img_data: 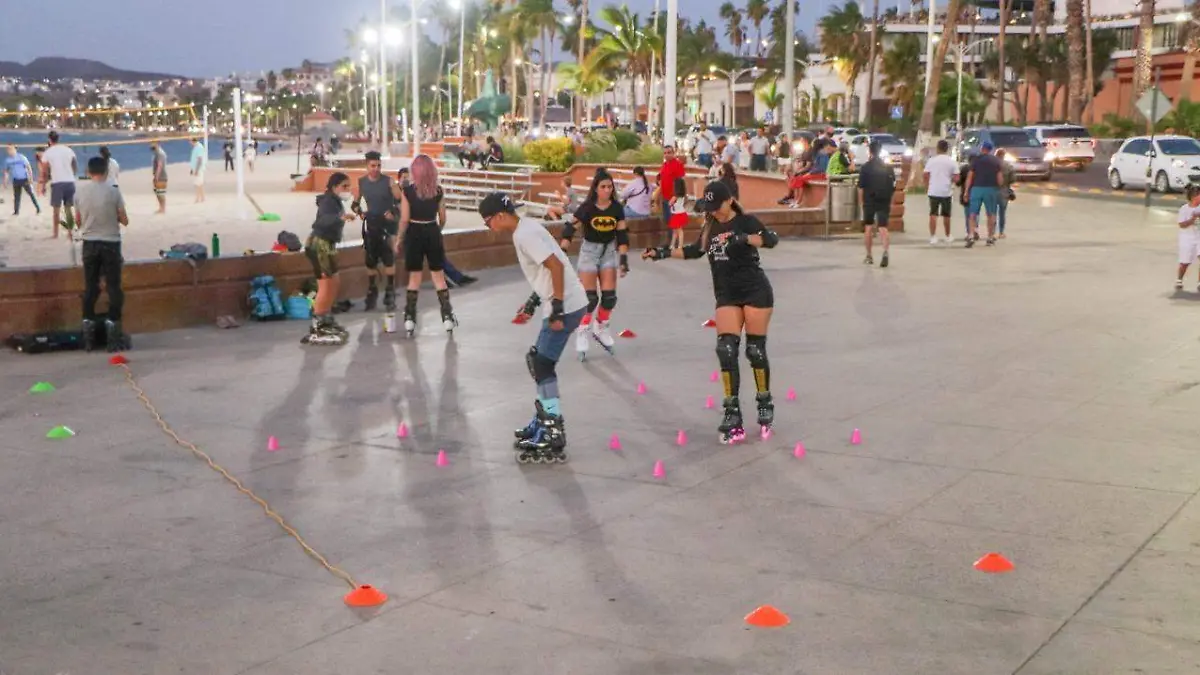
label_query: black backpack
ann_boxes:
[277,230,303,252]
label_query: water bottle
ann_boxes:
[211,233,221,258]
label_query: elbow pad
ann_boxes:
[615,229,630,248]
[560,220,576,241]
[759,229,780,249]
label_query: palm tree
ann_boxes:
[745,0,770,57]
[913,0,960,186]
[1130,0,1155,120]
[996,0,1008,122]
[880,33,921,114]
[1031,0,1051,120]
[1066,0,1086,122]
[1179,1,1200,101]
[520,0,563,132]
[558,61,612,119]
[864,0,880,127]
[719,2,746,56]
[758,81,784,122]
[430,4,458,129]
[818,2,872,122]
[590,5,663,121]
[982,37,1037,124]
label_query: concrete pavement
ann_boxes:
[2,192,1200,674]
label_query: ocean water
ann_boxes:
[0,131,291,174]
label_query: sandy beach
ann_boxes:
[0,152,482,269]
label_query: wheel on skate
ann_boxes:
[760,425,773,440]
[590,331,615,355]
[719,427,747,444]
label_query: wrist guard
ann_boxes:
[549,298,565,323]
[619,253,629,272]
[615,229,630,248]
[521,292,540,315]
[651,246,671,260]
[560,221,576,241]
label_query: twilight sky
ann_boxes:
[3,0,857,77]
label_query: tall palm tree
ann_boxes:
[982,37,1036,124]
[1066,0,1086,122]
[914,0,960,186]
[864,0,880,127]
[590,5,663,120]
[996,0,1008,122]
[719,2,747,56]
[430,4,458,129]
[818,2,872,122]
[1031,0,1051,120]
[745,0,770,57]
[880,33,921,114]
[1130,0,1155,119]
[520,0,563,132]
[1179,1,1200,101]
[558,61,612,119]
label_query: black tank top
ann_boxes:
[404,184,443,223]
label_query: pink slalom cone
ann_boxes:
[705,395,715,409]
[652,460,666,479]
[786,387,797,401]
[266,436,280,452]
[676,430,688,446]
[636,381,647,395]
[396,422,409,438]
[436,449,449,467]
[793,442,806,458]
[609,433,622,451]
[710,370,720,382]
[850,428,862,445]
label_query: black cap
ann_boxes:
[696,181,733,213]
[479,192,517,221]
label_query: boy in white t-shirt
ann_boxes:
[479,192,589,464]
[1177,185,1200,290]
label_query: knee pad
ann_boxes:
[585,290,599,313]
[600,290,617,311]
[525,347,557,383]
[716,333,740,370]
[746,335,768,369]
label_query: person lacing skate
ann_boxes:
[301,172,355,345]
[557,168,630,360]
[398,154,456,336]
[643,180,780,444]
[480,192,590,464]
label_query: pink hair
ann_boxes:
[410,154,439,201]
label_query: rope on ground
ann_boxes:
[114,362,358,590]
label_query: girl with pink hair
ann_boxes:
[397,154,457,336]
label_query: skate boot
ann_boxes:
[438,289,458,333]
[515,401,567,464]
[717,396,746,445]
[756,392,775,440]
[81,318,96,353]
[302,316,347,346]
[327,315,350,338]
[575,323,591,361]
[382,286,396,312]
[513,412,539,447]
[363,281,379,312]
[591,318,616,355]
[403,310,417,338]
[104,319,128,353]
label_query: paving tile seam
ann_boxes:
[1010,487,1200,674]
[1069,618,1200,646]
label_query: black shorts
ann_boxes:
[863,199,891,228]
[305,236,338,278]
[403,221,446,272]
[363,227,395,269]
[929,196,952,217]
[715,279,774,310]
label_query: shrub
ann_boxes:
[580,131,623,164]
[525,137,575,172]
[500,140,526,166]
[617,144,664,166]
[612,128,641,151]
[1100,113,1137,139]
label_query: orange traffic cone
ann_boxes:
[109,354,129,365]
[973,552,1014,573]
[618,329,636,338]
[744,605,790,628]
[702,318,716,328]
[343,584,388,607]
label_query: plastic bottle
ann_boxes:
[211,233,221,258]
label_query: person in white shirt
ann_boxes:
[692,122,716,168]
[39,131,79,239]
[923,139,959,245]
[243,141,257,173]
[478,192,589,464]
[99,146,120,188]
[718,135,739,167]
[748,128,771,172]
[737,132,752,171]
[1176,184,1200,290]
[620,166,653,217]
[190,138,207,203]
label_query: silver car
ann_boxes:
[848,133,913,165]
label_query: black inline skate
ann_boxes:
[438,290,458,334]
[756,392,775,440]
[104,319,130,353]
[382,286,396,312]
[363,280,379,312]
[301,315,347,346]
[718,396,746,445]
[515,400,567,464]
[81,319,97,353]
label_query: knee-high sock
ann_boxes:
[746,334,770,395]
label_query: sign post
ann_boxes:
[1136,70,1170,207]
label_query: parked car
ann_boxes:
[1107,135,1200,193]
[956,126,1053,181]
[1025,124,1095,171]
[848,133,912,165]
[772,130,817,159]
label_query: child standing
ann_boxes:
[668,176,688,249]
[302,172,356,345]
[1176,184,1200,290]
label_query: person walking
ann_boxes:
[75,156,130,353]
[3,145,40,216]
[479,192,590,463]
[558,168,630,360]
[994,149,1017,239]
[223,139,234,171]
[923,139,957,245]
[398,154,458,336]
[964,141,1004,247]
[40,131,79,238]
[99,146,120,188]
[189,138,207,203]
[150,141,168,214]
[858,140,897,267]
[642,181,781,443]
[302,172,356,345]
[1176,184,1200,290]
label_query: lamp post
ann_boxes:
[378,0,390,157]
[783,0,795,155]
[452,0,466,136]
[410,0,421,158]
[664,0,678,143]
[360,51,371,134]
[708,64,759,129]
[950,37,991,143]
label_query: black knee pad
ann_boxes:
[600,290,617,311]
[745,335,768,369]
[716,333,740,370]
[585,290,599,314]
[526,347,557,383]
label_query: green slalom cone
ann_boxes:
[257,213,282,222]
[46,425,75,439]
[29,382,56,394]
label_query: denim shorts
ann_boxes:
[576,240,619,273]
[968,186,1000,216]
[534,308,587,361]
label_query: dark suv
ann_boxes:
[956,126,1052,181]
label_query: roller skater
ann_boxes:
[558,168,629,361]
[643,181,779,444]
[350,151,400,312]
[480,192,589,464]
[398,154,457,338]
[301,172,356,346]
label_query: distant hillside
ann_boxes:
[0,58,184,82]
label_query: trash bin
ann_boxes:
[828,176,859,222]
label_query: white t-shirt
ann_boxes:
[1178,204,1199,227]
[620,179,652,215]
[512,217,589,319]
[748,135,771,155]
[720,142,739,165]
[693,130,715,155]
[42,144,78,185]
[105,157,120,186]
[925,154,959,199]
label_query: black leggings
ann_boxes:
[11,179,39,214]
[82,240,124,321]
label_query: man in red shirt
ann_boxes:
[658,145,686,227]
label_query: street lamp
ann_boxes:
[410,0,421,158]
[451,0,467,136]
[953,37,992,143]
[360,51,371,134]
[709,63,760,128]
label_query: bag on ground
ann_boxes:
[248,275,287,321]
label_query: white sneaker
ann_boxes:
[592,319,616,351]
[929,236,938,245]
[945,235,954,245]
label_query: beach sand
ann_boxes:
[0,153,482,269]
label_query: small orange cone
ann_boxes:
[343,584,388,607]
[973,552,1014,573]
[744,605,790,628]
[702,318,716,328]
[109,354,129,365]
[618,329,636,338]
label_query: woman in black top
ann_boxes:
[643,180,780,444]
[302,172,357,345]
[398,154,456,336]
[558,168,630,360]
